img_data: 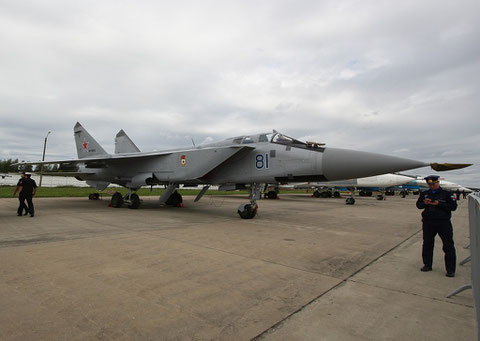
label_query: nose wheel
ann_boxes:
[238,203,258,219]
[346,197,355,205]
[238,183,262,219]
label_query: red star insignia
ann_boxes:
[82,140,88,150]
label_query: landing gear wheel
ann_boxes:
[346,197,355,205]
[128,193,140,209]
[366,191,373,197]
[376,195,384,201]
[238,203,258,219]
[88,193,100,200]
[266,191,278,200]
[333,191,340,198]
[166,191,183,207]
[111,192,124,208]
[313,190,321,198]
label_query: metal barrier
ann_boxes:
[469,193,480,340]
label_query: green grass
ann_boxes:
[0,186,310,198]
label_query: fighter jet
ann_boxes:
[294,173,415,203]
[16,122,471,218]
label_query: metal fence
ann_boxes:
[470,192,480,341]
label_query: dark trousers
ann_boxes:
[17,194,34,215]
[422,220,456,273]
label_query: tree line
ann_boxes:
[0,159,60,173]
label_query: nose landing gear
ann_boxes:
[238,183,262,219]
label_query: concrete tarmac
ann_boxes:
[0,194,474,340]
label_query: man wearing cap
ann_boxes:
[416,175,457,277]
[17,173,37,217]
[14,172,29,216]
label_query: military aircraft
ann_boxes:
[293,173,415,203]
[404,177,474,194]
[16,122,471,218]
[0,173,11,179]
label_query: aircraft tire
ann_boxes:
[128,193,140,209]
[238,203,258,219]
[333,191,340,198]
[166,191,183,207]
[267,191,278,199]
[366,191,373,197]
[313,190,321,198]
[88,193,100,200]
[346,197,355,205]
[376,195,384,200]
[111,192,124,208]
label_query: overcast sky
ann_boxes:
[1,0,479,186]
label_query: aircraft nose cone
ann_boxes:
[322,148,428,181]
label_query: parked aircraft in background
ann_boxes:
[403,177,473,194]
[0,174,11,179]
[16,122,471,218]
[293,173,415,204]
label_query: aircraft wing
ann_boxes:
[14,150,173,166]
[34,171,96,177]
[14,145,252,167]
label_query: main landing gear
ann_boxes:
[158,184,183,207]
[313,189,340,198]
[110,190,141,209]
[345,187,356,205]
[238,183,261,219]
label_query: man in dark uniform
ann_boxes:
[416,175,457,277]
[17,173,37,217]
[14,172,29,216]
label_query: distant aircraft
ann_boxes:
[294,173,415,204]
[0,174,11,179]
[16,122,471,218]
[404,177,474,194]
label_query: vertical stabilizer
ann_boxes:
[74,122,109,159]
[115,129,141,154]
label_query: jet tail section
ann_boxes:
[115,129,141,154]
[74,122,109,159]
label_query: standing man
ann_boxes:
[14,172,28,216]
[17,173,37,217]
[416,175,457,277]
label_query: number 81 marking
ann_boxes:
[255,153,269,169]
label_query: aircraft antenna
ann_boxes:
[191,138,196,147]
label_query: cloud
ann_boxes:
[0,0,479,186]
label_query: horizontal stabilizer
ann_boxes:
[430,163,473,171]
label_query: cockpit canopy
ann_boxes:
[202,130,325,149]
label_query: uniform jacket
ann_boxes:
[20,178,37,196]
[416,187,457,221]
